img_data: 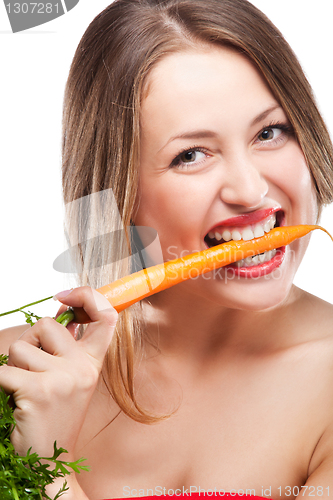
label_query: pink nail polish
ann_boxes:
[53,289,73,300]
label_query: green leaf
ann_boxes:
[0,358,89,499]
[22,310,42,327]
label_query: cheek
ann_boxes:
[136,173,209,228]
[267,144,317,221]
[134,173,213,258]
[294,162,318,222]
[287,160,314,207]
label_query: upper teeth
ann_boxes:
[207,213,276,242]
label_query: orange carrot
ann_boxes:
[73,225,331,323]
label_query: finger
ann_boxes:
[54,287,118,361]
[8,339,52,372]
[18,317,77,357]
[54,287,117,323]
[0,364,32,395]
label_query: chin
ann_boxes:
[201,240,302,311]
[228,285,293,312]
[195,264,296,312]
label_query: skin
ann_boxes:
[1,46,333,500]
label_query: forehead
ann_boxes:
[140,46,278,141]
[145,46,260,92]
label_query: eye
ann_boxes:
[170,147,208,169]
[254,122,293,148]
[257,127,282,142]
[179,150,205,163]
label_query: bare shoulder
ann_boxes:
[305,291,333,355]
[294,288,333,339]
[289,290,333,477]
[285,288,333,375]
[309,293,333,337]
[0,324,31,355]
[305,293,333,476]
[301,288,333,313]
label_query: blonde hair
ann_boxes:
[62,0,333,423]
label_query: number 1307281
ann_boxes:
[278,486,329,496]
[5,3,60,14]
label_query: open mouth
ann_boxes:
[204,210,285,277]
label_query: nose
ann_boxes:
[219,152,268,208]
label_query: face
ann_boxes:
[134,46,317,311]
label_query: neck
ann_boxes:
[141,283,301,362]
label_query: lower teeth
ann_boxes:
[235,249,277,268]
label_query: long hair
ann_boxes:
[62,0,333,423]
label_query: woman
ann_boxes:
[1,0,333,499]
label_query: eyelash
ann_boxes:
[170,145,209,169]
[169,120,294,169]
[255,120,294,145]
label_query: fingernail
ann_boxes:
[53,289,73,301]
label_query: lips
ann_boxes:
[228,247,286,278]
[213,207,279,227]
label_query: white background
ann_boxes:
[0,1,332,328]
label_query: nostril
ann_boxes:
[219,178,268,208]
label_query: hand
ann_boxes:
[0,287,118,460]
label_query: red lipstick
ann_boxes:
[226,247,285,278]
[209,207,280,231]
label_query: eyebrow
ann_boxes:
[250,104,281,126]
[159,103,282,152]
[158,130,219,152]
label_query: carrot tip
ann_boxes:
[316,225,333,242]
